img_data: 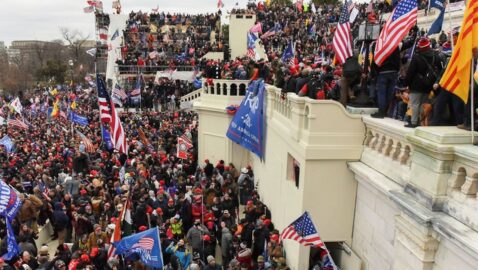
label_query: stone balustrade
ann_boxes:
[361,117,414,186]
[202,79,250,97]
[443,145,478,232]
[180,89,202,103]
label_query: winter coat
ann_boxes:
[405,50,444,93]
[166,244,191,270]
[221,227,233,257]
[52,202,69,230]
[186,225,208,251]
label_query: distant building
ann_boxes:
[6,48,20,64]
[0,41,5,51]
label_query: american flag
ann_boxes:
[280,211,325,248]
[246,32,257,59]
[281,41,295,65]
[7,118,28,130]
[113,84,127,100]
[98,27,108,43]
[132,237,155,250]
[332,0,353,65]
[374,0,417,66]
[59,111,67,119]
[180,134,193,149]
[76,130,95,153]
[131,74,141,97]
[97,75,127,153]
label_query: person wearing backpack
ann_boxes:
[404,37,445,128]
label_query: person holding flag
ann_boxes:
[438,0,478,135]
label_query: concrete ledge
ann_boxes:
[346,106,378,115]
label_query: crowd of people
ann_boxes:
[110,0,478,130]
[0,75,320,269]
[117,10,223,74]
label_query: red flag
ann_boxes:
[177,134,193,159]
[250,23,262,33]
[296,0,303,12]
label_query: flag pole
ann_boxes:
[471,60,475,144]
[447,0,454,51]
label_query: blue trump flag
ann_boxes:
[3,221,20,260]
[427,7,445,36]
[429,0,445,10]
[0,136,14,153]
[226,79,266,159]
[0,181,22,260]
[101,125,113,150]
[114,227,163,269]
[281,41,295,64]
[70,112,89,126]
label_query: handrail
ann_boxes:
[115,65,195,74]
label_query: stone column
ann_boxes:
[393,213,439,270]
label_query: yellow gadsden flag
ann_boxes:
[439,0,478,103]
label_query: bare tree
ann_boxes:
[60,27,91,63]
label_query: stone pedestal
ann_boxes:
[393,213,439,270]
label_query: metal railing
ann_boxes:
[115,65,195,74]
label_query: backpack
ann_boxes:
[417,53,441,90]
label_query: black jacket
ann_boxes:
[405,49,444,93]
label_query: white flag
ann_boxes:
[9,98,22,114]
[86,48,96,57]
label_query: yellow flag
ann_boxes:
[150,23,158,33]
[439,0,478,103]
[266,0,271,7]
[50,88,58,96]
[71,101,77,110]
[51,98,60,118]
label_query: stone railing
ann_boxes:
[267,86,292,120]
[202,79,250,97]
[361,117,414,186]
[181,89,202,103]
[443,144,478,231]
[265,85,365,157]
[180,89,202,110]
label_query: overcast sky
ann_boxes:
[1,0,251,46]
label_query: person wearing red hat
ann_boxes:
[404,37,446,128]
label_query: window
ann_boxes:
[287,154,300,188]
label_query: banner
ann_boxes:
[101,125,113,150]
[447,0,465,12]
[0,181,22,260]
[177,135,192,159]
[3,221,20,260]
[0,181,22,220]
[114,227,163,269]
[70,112,89,126]
[0,136,14,153]
[226,80,265,159]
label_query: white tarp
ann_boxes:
[154,70,195,83]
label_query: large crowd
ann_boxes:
[114,0,477,130]
[116,11,223,74]
[0,75,322,269]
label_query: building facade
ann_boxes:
[189,81,478,270]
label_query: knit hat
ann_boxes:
[417,37,431,51]
[207,255,215,263]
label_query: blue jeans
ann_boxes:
[376,72,398,113]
